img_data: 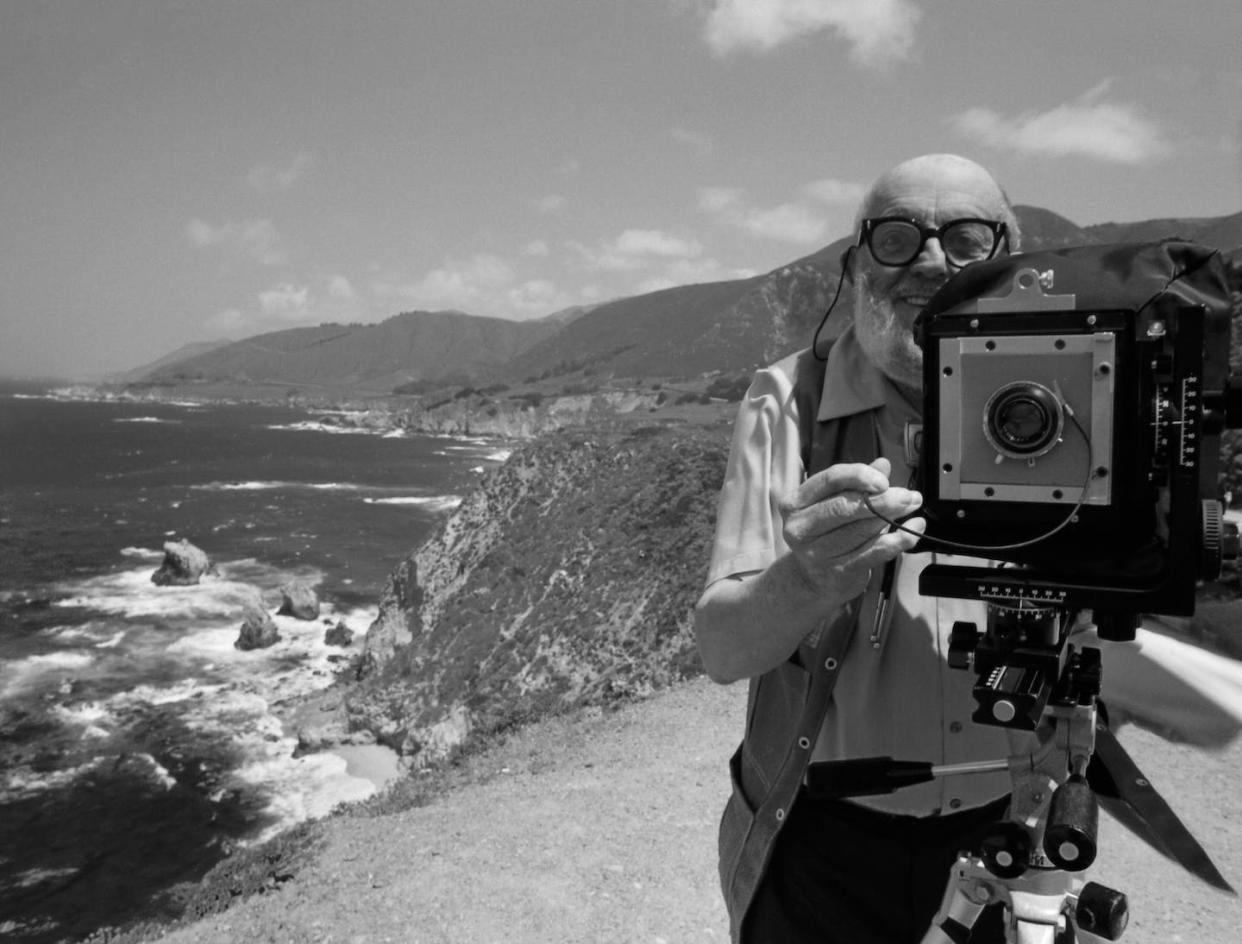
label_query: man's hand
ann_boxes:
[779,457,926,600]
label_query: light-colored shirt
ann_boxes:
[707,326,1026,815]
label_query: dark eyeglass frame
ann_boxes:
[858,216,1009,269]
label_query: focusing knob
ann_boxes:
[979,821,1031,879]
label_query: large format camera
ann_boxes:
[909,241,1240,653]
[807,243,1241,928]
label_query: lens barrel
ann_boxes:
[982,381,1064,459]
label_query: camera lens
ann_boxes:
[983,382,1064,459]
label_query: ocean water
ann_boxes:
[0,388,511,942]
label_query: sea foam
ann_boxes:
[362,495,462,511]
[3,556,385,837]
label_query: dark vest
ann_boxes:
[717,346,883,943]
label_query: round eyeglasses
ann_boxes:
[859,217,1008,269]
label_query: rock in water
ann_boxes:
[151,539,212,586]
[235,604,280,650]
[278,580,320,620]
[324,621,353,647]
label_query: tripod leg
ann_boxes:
[1009,884,1074,944]
[921,857,990,944]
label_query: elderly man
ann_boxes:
[694,154,1239,943]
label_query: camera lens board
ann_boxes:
[935,331,1115,506]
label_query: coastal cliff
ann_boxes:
[336,405,1242,768]
[345,419,732,766]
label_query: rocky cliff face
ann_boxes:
[346,421,731,766]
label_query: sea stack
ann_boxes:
[150,538,213,586]
[277,580,320,620]
[235,603,280,650]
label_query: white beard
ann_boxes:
[852,271,923,392]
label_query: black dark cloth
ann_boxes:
[743,792,1011,944]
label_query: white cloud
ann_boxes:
[636,257,757,294]
[802,177,867,205]
[698,184,850,244]
[504,279,575,317]
[534,194,566,213]
[696,0,921,67]
[744,203,831,243]
[247,151,315,191]
[951,82,1172,164]
[672,126,714,154]
[371,255,603,319]
[373,253,517,312]
[615,229,703,258]
[258,283,312,321]
[698,186,745,215]
[203,274,369,335]
[206,308,245,333]
[327,275,356,300]
[185,218,285,266]
[571,229,704,272]
[523,240,551,257]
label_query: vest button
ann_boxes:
[949,721,963,733]
[798,737,811,750]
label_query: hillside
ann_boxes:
[106,339,235,384]
[342,421,733,763]
[497,251,847,381]
[134,310,563,395]
[118,206,1242,399]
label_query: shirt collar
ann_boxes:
[817,323,890,422]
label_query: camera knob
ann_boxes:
[947,621,980,669]
[979,821,1031,879]
[1075,882,1129,941]
[1044,775,1098,871]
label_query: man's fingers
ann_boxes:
[788,509,924,568]
[784,487,922,544]
[792,462,890,509]
[846,516,927,569]
[788,515,925,596]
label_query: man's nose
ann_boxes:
[911,237,949,277]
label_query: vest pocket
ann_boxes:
[718,744,757,938]
[743,659,811,790]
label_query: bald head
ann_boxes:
[856,154,1020,249]
[850,154,1019,393]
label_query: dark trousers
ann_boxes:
[743,792,1011,944]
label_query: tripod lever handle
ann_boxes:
[805,757,1010,799]
[805,757,931,798]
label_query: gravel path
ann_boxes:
[154,677,1242,944]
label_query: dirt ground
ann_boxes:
[152,676,1242,944]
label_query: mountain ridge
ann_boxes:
[117,206,1242,397]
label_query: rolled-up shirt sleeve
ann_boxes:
[706,366,804,586]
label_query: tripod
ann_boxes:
[805,604,1231,943]
[921,672,1127,944]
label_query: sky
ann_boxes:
[3,1,1241,379]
